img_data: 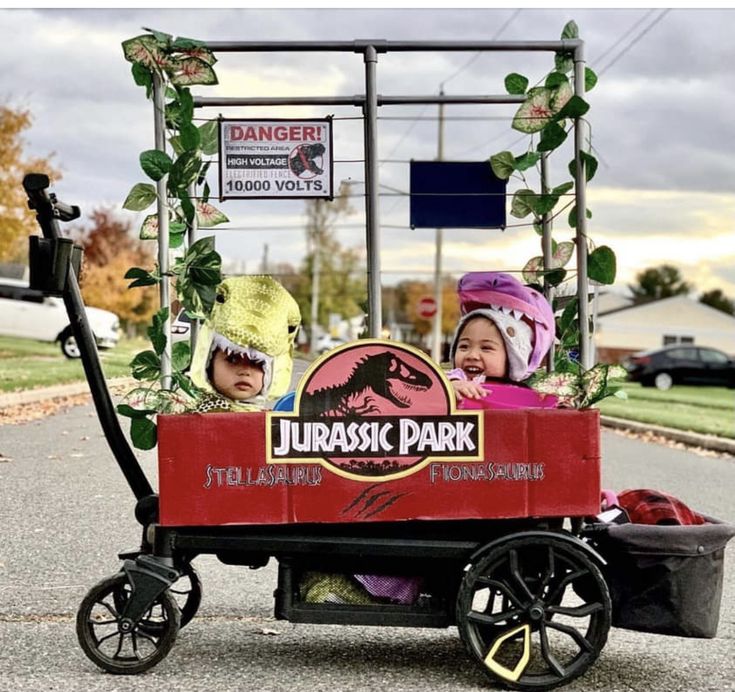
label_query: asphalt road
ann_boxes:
[1,393,734,691]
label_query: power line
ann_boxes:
[379,105,430,165]
[598,9,672,76]
[439,9,523,88]
[592,9,657,65]
[381,9,522,166]
[447,10,671,160]
[447,130,526,160]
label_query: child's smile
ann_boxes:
[454,317,508,381]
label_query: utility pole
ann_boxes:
[430,88,445,363]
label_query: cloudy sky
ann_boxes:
[2,5,734,298]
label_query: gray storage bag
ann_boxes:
[590,519,735,638]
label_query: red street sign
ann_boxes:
[418,296,437,319]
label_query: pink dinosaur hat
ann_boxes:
[452,272,555,380]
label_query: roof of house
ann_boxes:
[598,294,735,325]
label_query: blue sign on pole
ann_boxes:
[409,161,506,229]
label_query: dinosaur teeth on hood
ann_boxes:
[488,304,532,323]
[211,332,267,364]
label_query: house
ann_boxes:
[594,295,735,363]
[593,290,632,315]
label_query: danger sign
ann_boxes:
[219,118,333,200]
[418,296,437,319]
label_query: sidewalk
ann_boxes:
[0,378,132,409]
[1,380,733,455]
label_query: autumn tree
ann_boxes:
[629,264,691,304]
[72,208,158,334]
[0,106,61,262]
[392,278,460,337]
[700,288,734,315]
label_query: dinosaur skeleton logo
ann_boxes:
[267,340,482,483]
[288,143,325,179]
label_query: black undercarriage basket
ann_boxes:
[588,518,735,638]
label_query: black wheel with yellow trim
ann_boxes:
[456,534,611,690]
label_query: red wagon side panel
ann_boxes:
[157,408,600,526]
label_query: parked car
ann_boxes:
[171,308,193,343]
[623,345,735,390]
[0,277,120,358]
[316,334,346,354]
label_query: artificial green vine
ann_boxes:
[120,28,227,318]
[490,21,614,291]
[117,29,227,448]
[490,21,623,405]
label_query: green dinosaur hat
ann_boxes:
[190,276,301,409]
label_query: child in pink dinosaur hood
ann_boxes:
[447,271,557,408]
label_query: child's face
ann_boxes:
[210,349,265,401]
[454,317,508,380]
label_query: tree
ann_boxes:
[628,264,691,304]
[699,288,734,315]
[393,278,460,337]
[0,106,61,262]
[293,184,365,335]
[71,208,158,334]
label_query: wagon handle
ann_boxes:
[23,173,156,509]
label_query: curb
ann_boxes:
[1,382,732,455]
[600,415,735,455]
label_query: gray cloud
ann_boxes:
[2,7,733,294]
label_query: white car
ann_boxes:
[171,309,193,343]
[0,277,120,358]
[316,334,346,354]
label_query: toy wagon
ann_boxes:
[21,33,734,691]
[25,174,735,691]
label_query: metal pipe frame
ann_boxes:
[183,38,585,348]
[540,152,556,372]
[193,95,526,108]
[202,39,581,53]
[572,43,590,370]
[186,181,201,349]
[152,73,172,385]
[363,45,382,337]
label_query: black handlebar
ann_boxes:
[24,173,80,225]
[23,173,155,507]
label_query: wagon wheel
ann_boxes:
[169,562,202,629]
[112,561,202,634]
[77,572,180,675]
[456,534,611,691]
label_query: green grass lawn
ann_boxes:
[0,335,145,393]
[598,382,735,439]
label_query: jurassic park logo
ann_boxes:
[266,340,482,481]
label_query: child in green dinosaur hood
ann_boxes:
[188,275,301,413]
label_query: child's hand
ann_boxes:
[451,380,488,400]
